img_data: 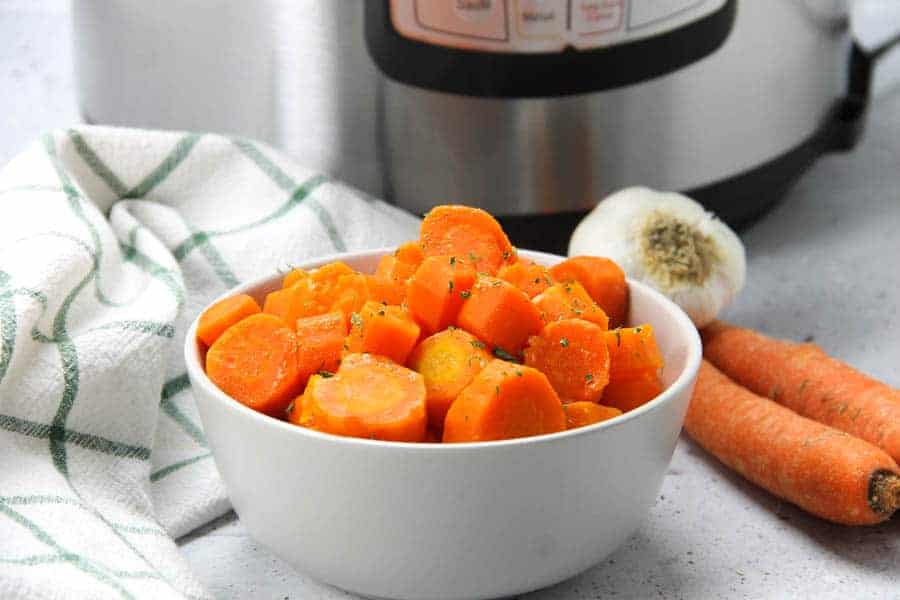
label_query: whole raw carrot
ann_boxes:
[702,320,900,464]
[686,360,900,525]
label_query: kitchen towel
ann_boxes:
[0,126,420,599]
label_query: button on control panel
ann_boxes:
[389,0,727,53]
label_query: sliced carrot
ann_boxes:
[345,301,421,365]
[702,320,900,464]
[394,241,425,267]
[374,242,423,293]
[303,353,427,442]
[523,319,610,403]
[605,325,664,381]
[262,280,318,330]
[407,256,477,335]
[497,258,555,299]
[685,360,900,525]
[196,293,261,347]
[443,360,565,443]
[311,262,356,311]
[329,273,369,318]
[420,205,516,275]
[205,313,302,417]
[296,311,348,385]
[563,402,622,430]
[282,268,309,289]
[456,276,543,356]
[601,372,664,412]
[532,281,609,329]
[364,274,406,306]
[550,256,629,328]
[407,328,492,429]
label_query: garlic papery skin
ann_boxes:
[568,187,746,328]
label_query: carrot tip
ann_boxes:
[870,470,900,514]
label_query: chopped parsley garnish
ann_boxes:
[559,337,569,347]
[350,313,363,328]
[449,256,456,265]
[460,290,471,299]
[448,280,455,292]
[470,340,486,349]
[584,373,594,382]
[318,370,335,378]
[493,347,521,363]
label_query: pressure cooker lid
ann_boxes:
[366,0,736,97]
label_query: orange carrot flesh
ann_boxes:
[263,279,319,327]
[345,301,421,365]
[532,281,609,329]
[443,360,566,443]
[303,353,427,442]
[563,402,621,430]
[394,241,425,267]
[523,319,610,403]
[407,328,492,429]
[701,320,900,464]
[282,268,309,289]
[550,256,629,328]
[205,313,303,417]
[328,273,369,319]
[686,360,900,525]
[605,325,664,381]
[420,205,516,275]
[295,311,349,385]
[497,259,555,299]
[601,372,663,412]
[456,276,544,356]
[287,393,314,428]
[196,293,261,347]
[365,274,406,306]
[407,256,477,335]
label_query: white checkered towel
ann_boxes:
[0,126,420,598]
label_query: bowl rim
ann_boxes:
[184,247,702,452]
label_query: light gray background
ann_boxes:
[2,1,899,598]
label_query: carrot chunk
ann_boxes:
[407,256,477,335]
[456,276,544,356]
[685,360,900,525]
[605,325,664,381]
[550,256,629,328]
[394,241,425,267]
[303,353,427,442]
[328,273,369,319]
[523,319,610,403]
[205,313,303,417]
[601,372,663,412]
[408,328,492,429]
[443,360,566,442]
[310,262,356,309]
[296,311,349,385]
[345,301,421,365]
[702,320,900,464]
[364,274,406,306]
[420,205,516,275]
[197,293,261,347]
[497,258,555,299]
[282,268,309,289]
[563,402,622,430]
[532,281,609,329]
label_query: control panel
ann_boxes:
[390,0,728,53]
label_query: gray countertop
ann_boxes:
[3,2,899,599]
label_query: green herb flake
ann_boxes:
[460,290,471,299]
[493,347,521,363]
[502,250,511,260]
[585,373,594,382]
[515,370,523,377]
[318,370,335,378]
[559,337,569,347]
[449,256,456,265]
[471,340,486,349]
[350,313,363,328]
[448,280,455,292]
[468,252,479,263]
[634,326,642,333]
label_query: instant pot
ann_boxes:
[74,1,900,251]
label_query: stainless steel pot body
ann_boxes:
[73,1,851,215]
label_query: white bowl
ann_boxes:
[185,249,702,600]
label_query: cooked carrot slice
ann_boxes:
[365,274,406,306]
[420,205,516,275]
[408,328,492,429]
[205,313,302,417]
[550,256,629,328]
[443,360,566,442]
[303,353,427,442]
[394,241,425,267]
[407,256,477,335]
[345,301,421,365]
[311,262,356,309]
[523,319,610,403]
[563,402,622,429]
[497,258,555,299]
[328,273,369,318]
[456,276,543,356]
[601,372,663,412]
[296,311,348,385]
[197,293,261,347]
[262,280,319,330]
[605,324,664,381]
[282,268,309,289]
[532,281,609,329]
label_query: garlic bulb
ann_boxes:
[569,187,746,328]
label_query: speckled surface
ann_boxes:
[3,2,899,598]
